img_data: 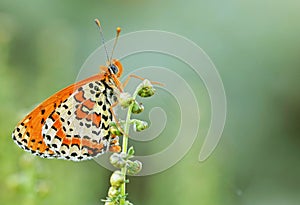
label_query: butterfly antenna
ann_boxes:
[94,18,110,63]
[109,27,121,62]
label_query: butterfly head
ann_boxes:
[108,59,123,77]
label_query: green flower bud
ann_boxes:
[131,101,144,114]
[133,120,148,132]
[110,170,125,187]
[110,153,127,169]
[108,186,120,198]
[137,79,155,97]
[126,160,143,175]
[119,92,134,108]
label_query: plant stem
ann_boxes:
[119,87,140,205]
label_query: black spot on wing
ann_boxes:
[101,123,110,130]
[71,152,77,157]
[102,114,109,121]
[41,109,45,115]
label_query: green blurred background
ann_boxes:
[1,0,300,205]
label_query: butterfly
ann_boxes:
[12,19,124,161]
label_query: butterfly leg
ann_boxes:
[122,74,164,89]
[109,101,125,135]
[107,101,125,152]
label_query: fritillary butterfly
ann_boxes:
[12,19,123,161]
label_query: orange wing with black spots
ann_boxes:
[12,72,121,161]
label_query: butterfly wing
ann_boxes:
[12,74,120,161]
[42,80,119,161]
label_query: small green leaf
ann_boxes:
[127,146,135,156]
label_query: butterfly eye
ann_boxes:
[109,64,119,74]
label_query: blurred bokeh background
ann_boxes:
[1,0,299,205]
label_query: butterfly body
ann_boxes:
[12,60,123,161]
